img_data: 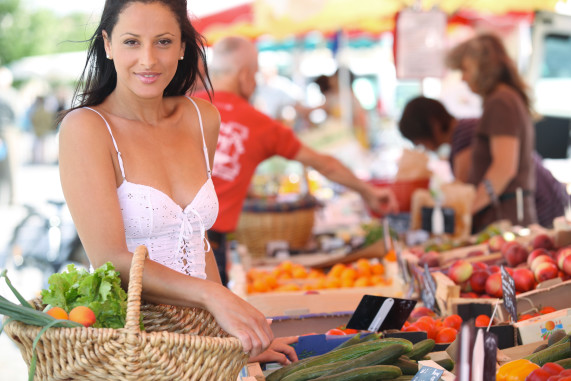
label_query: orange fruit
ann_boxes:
[274,283,301,292]
[340,267,357,281]
[341,278,354,288]
[252,278,269,293]
[308,269,325,279]
[353,276,371,288]
[475,315,491,328]
[443,314,463,331]
[545,320,556,331]
[69,306,96,327]
[385,249,397,262]
[371,263,385,275]
[329,263,346,278]
[46,307,68,320]
[292,266,308,279]
[324,277,341,289]
[435,327,457,343]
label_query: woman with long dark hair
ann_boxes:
[58,0,292,361]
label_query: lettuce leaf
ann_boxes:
[41,262,127,329]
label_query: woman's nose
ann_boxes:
[140,46,156,68]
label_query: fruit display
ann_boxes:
[246,258,393,294]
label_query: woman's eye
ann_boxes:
[158,39,172,46]
[124,39,138,46]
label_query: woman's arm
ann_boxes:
[58,108,272,356]
[452,147,472,183]
[472,135,519,213]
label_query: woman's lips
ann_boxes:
[136,72,160,84]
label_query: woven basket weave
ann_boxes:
[234,207,315,259]
[3,245,248,380]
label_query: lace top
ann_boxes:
[84,97,218,279]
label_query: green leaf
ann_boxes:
[1,270,33,309]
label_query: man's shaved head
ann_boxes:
[209,36,258,77]
[209,36,259,99]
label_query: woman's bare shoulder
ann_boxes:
[59,107,111,139]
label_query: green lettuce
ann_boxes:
[41,262,127,329]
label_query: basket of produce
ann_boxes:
[234,194,318,259]
[1,245,248,380]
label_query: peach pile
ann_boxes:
[46,305,96,327]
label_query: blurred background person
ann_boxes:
[30,96,56,164]
[197,36,398,285]
[0,67,17,206]
[445,33,537,232]
[399,96,568,228]
[314,70,370,149]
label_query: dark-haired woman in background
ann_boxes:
[399,96,568,229]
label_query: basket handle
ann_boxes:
[124,245,148,332]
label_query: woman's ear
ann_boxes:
[102,30,112,59]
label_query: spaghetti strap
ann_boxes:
[185,97,212,178]
[84,107,126,179]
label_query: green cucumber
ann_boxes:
[332,333,363,350]
[393,356,418,375]
[266,338,412,381]
[406,339,435,361]
[434,358,455,371]
[313,365,402,380]
[281,361,345,381]
[555,357,571,369]
[524,340,571,366]
[318,343,409,378]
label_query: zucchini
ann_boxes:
[555,357,571,369]
[406,339,435,361]
[266,338,412,381]
[393,356,418,375]
[434,358,455,371]
[393,377,415,381]
[313,365,402,380]
[525,341,571,366]
[319,343,409,378]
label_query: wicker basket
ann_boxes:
[3,245,248,380]
[234,206,316,259]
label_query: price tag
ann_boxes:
[412,365,444,381]
[501,266,517,323]
[421,263,438,313]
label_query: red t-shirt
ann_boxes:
[195,91,302,232]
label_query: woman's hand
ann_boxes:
[205,282,274,357]
[248,336,299,365]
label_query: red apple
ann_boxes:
[530,255,556,273]
[467,250,485,258]
[527,248,551,267]
[556,246,571,269]
[419,251,440,268]
[469,270,490,294]
[448,260,474,284]
[562,254,571,276]
[503,242,529,267]
[501,241,519,256]
[485,272,503,298]
[472,262,488,272]
[488,235,506,252]
[409,307,436,321]
[488,265,501,274]
[534,262,559,283]
[532,233,555,251]
[512,268,536,293]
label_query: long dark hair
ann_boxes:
[62,0,211,120]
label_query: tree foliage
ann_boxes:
[0,0,97,66]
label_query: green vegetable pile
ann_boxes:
[41,262,127,329]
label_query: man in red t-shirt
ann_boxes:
[197,36,397,285]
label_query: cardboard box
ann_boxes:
[513,308,571,344]
[269,312,352,337]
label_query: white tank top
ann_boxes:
[84,97,218,279]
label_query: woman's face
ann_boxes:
[460,57,479,94]
[103,2,185,99]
